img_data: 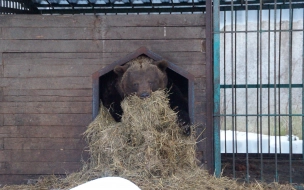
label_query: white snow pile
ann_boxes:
[221,130,303,154]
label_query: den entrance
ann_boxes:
[92,47,194,126]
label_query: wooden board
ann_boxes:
[0,14,207,184]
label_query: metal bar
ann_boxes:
[273,0,278,182]
[220,84,303,88]
[256,7,260,162]
[267,8,271,154]
[224,11,227,155]
[302,6,304,162]
[288,2,293,183]
[218,29,304,33]
[212,0,221,177]
[206,0,215,174]
[230,0,236,179]
[259,1,264,180]
[245,0,249,182]
[216,114,304,117]
[279,7,282,154]
[234,6,238,154]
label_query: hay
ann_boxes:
[0,90,297,190]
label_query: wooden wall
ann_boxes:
[0,14,206,185]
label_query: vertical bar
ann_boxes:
[245,0,249,182]
[268,8,271,154]
[259,0,263,181]
[288,1,293,183]
[278,7,282,154]
[302,5,304,162]
[273,0,278,182]
[206,0,215,175]
[256,9,260,155]
[224,11,227,154]
[234,9,238,154]
[230,0,235,179]
[213,0,221,178]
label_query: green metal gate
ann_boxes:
[213,0,304,185]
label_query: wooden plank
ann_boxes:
[0,39,203,53]
[0,149,85,162]
[0,126,87,138]
[3,64,102,78]
[0,87,3,101]
[4,60,204,78]
[2,52,122,60]
[194,89,206,103]
[3,138,85,150]
[0,14,205,28]
[3,114,92,126]
[0,15,99,28]
[194,77,206,90]
[0,161,82,175]
[1,27,205,40]
[2,52,205,65]
[0,77,91,89]
[3,95,92,102]
[0,102,91,114]
[0,114,3,127]
[0,138,3,149]
[3,89,91,97]
[104,14,206,27]
[0,174,44,185]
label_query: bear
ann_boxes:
[113,56,168,99]
[100,56,191,135]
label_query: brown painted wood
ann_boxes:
[3,138,85,150]
[0,14,205,28]
[3,95,92,102]
[3,52,205,64]
[0,126,86,138]
[2,27,205,40]
[3,114,92,126]
[0,77,91,89]
[0,161,82,174]
[3,89,91,97]
[0,14,207,185]
[0,102,91,114]
[0,39,203,53]
[0,149,86,162]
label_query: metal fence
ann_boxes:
[1,0,206,14]
[0,0,39,14]
[213,0,304,185]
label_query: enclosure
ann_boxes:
[0,11,207,186]
[213,0,304,186]
[0,0,304,187]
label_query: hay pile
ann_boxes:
[82,90,198,186]
[0,90,297,190]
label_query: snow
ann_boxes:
[70,177,141,190]
[221,130,303,154]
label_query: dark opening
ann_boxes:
[98,63,189,124]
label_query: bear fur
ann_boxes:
[101,56,191,135]
[114,56,168,98]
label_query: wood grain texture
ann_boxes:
[3,114,92,126]
[2,27,205,40]
[0,126,87,138]
[0,102,91,114]
[0,13,206,184]
[0,39,203,53]
[0,14,205,28]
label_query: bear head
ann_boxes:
[114,57,168,98]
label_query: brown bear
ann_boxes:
[113,56,168,98]
[111,56,191,135]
